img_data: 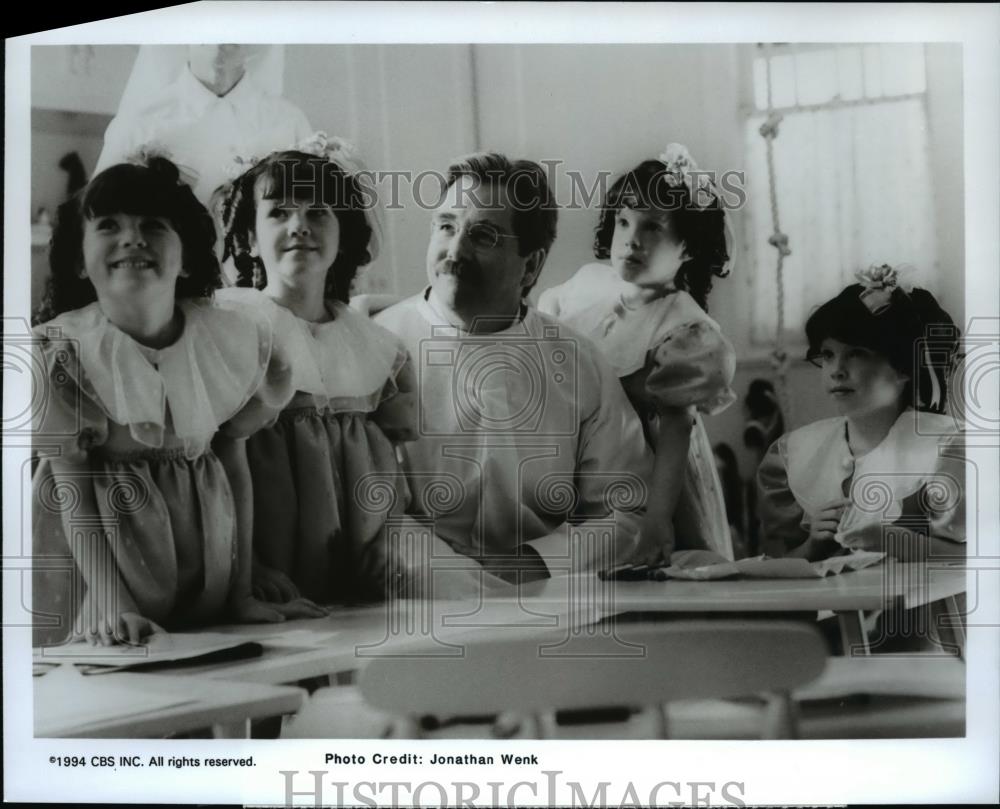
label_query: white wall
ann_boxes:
[284,45,478,295]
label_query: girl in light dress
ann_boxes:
[539,144,737,565]
[757,267,965,562]
[218,133,417,605]
[32,155,324,648]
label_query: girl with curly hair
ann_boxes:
[33,155,323,647]
[539,144,737,565]
[218,135,417,605]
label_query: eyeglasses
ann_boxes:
[431,219,519,250]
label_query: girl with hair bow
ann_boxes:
[539,143,738,565]
[757,267,965,563]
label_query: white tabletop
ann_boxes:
[170,561,967,683]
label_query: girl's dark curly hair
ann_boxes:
[37,157,221,324]
[805,283,960,414]
[593,159,729,311]
[220,150,374,303]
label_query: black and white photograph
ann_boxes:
[4,2,999,806]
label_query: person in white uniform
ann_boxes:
[375,153,653,582]
[96,45,312,206]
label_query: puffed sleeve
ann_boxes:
[924,431,966,543]
[756,435,809,552]
[218,313,294,439]
[32,336,109,461]
[645,318,737,415]
[536,284,561,317]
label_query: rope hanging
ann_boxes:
[758,43,793,425]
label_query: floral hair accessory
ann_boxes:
[223,152,262,183]
[123,142,199,189]
[296,131,359,165]
[855,263,915,314]
[222,132,365,184]
[657,142,720,209]
[124,140,172,166]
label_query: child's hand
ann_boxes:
[84,611,164,647]
[231,596,327,625]
[401,567,512,600]
[837,522,891,555]
[252,561,300,603]
[624,518,675,567]
[272,598,329,619]
[807,498,849,544]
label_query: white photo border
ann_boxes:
[4,2,999,805]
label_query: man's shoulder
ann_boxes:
[373,294,424,331]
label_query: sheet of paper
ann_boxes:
[812,550,887,575]
[256,629,343,647]
[661,551,886,580]
[34,631,261,669]
[34,666,193,737]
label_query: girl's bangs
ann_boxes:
[82,165,176,220]
[806,294,899,363]
[607,169,685,216]
[256,154,346,206]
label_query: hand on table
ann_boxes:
[401,566,512,600]
[231,596,328,624]
[252,561,300,603]
[77,587,164,645]
[621,518,675,568]
[81,610,164,647]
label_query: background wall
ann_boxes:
[30,42,964,481]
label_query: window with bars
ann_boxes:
[744,44,937,346]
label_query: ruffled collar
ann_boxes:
[44,300,266,449]
[785,408,957,516]
[551,264,702,376]
[215,287,402,408]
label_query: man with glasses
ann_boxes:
[375,153,651,589]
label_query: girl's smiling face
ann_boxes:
[816,338,909,417]
[610,206,687,287]
[81,212,184,302]
[250,181,340,288]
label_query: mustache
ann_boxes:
[437,258,480,277]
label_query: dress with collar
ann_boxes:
[538,263,738,559]
[215,287,415,603]
[95,66,312,204]
[32,299,292,646]
[757,408,966,552]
